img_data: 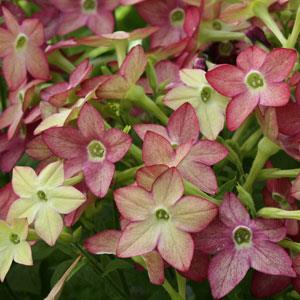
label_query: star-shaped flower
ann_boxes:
[8,161,86,246]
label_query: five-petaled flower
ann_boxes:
[114,167,218,271]
[206,46,297,131]
[8,161,85,246]
[195,192,295,299]
[0,8,49,90]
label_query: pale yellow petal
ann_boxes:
[38,161,64,188]
[7,199,40,224]
[0,249,13,282]
[12,166,37,197]
[180,69,207,88]
[13,242,33,266]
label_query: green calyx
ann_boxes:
[37,190,48,201]
[10,233,20,244]
[82,0,97,12]
[233,226,252,246]
[170,8,185,27]
[155,209,170,221]
[15,34,28,50]
[246,72,264,89]
[87,140,106,161]
[201,86,212,103]
[212,20,222,31]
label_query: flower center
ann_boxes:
[10,233,20,244]
[218,42,233,56]
[15,34,28,51]
[201,86,212,102]
[81,0,97,13]
[233,226,252,247]
[169,8,185,27]
[155,209,170,221]
[87,140,106,161]
[212,20,222,31]
[246,72,265,89]
[37,190,48,201]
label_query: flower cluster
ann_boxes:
[1,1,300,299]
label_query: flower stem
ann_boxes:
[243,137,280,193]
[286,5,300,48]
[115,165,143,184]
[240,129,262,156]
[176,271,186,300]
[48,51,76,74]
[257,168,300,180]
[231,115,254,144]
[279,239,300,253]
[64,173,84,186]
[252,2,287,46]
[114,40,128,68]
[257,207,300,220]
[163,280,184,300]
[199,28,245,44]
[128,144,143,163]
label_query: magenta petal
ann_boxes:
[167,103,199,145]
[276,102,300,136]
[220,193,250,227]
[252,219,286,242]
[69,59,92,87]
[143,251,165,285]
[251,271,291,298]
[250,241,296,277]
[260,48,297,82]
[0,183,17,219]
[226,91,259,131]
[206,65,246,97]
[86,12,114,36]
[102,128,131,163]
[208,248,250,299]
[77,103,105,140]
[84,230,121,255]
[236,46,267,72]
[83,160,115,197]
[134,124,170,142]
[259,82,290,107]
[64,157,84,178]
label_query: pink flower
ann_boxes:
[206,46,297,131]
[50,0,118,36]
[196,192,295,299]
[114,167,218,271]
[134,103,228,194]
[0,183,18,220]
[43,103,131,197]
[136,0,201,48]
[0,8,49,90]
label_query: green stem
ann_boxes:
[257,207,300,220]
[285,5,300,48]
[163,280,183,300]
[128,144,143,163]
[253,2,287,46]
[231,115,254,144]
[240,129,262,156]
[176,271,186,300]
[279,239,300,253]
[115,165,143,184]
[64,173,84,186]
[199,28,246,44]
[257,168,300,180]
[48,51,76,74]
[114,40,128,68]
[243,137,280,193]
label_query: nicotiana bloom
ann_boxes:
[114,167,218,271]
[196,192,295,299]
[164,68,228,140]
[135,103,228,194]
[0,218,32,282]
[50,0,118,36]
[206,46,297,131]
[0,8,49,90]
[8,161,85,246]
[43,103,132,197]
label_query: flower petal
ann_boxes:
[12,166,37,197]
[143,251,165,285]
[95,75,129,99]
[158,224,194,272]
[86,12,114,36]
[38,161,64,188]
[170,196,217,232]
[180,69,206,88]
[114,186,154,221]
[250,240,295,277]
[259,82,290,107]
[34,206,63,246]
[252,219,286,242]
[134,124,170,141]
[117,218,160,257]
[236,46,267,72]
[0,249,13,282]
[13,242,32,265]
[164,86,200,109]
[7,199,40,224]
[152,167,184,207]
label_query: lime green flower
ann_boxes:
[8,161,85,246]
[0,218,32,281]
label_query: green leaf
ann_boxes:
[103,259,133,277]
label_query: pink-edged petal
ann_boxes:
[25,46,49,81]
[0,104,21,131]
[136,165,169,191]
[206,65,246,97]
[77,103,104,140]
[114,186,154,221]
[102,128,131,163]
[220,193,250,227]
[252,219,286,242]
[57,13,87,35]
[0,183,17,220]
[143,251,165,285]
[83,160,114,197]
[0,28,14,57]
[86,12,114,36]
[250,240,296,277]
[177,160,218,195]
[120,45,147,86]
[142,131,174,166]
[158,224,194,272]
[260,48,297,82]
[134,124,170,142]
[183,140,228,166]
[43,127,85,159]
[69,59,92,87]
[236,46,267,72]
[152,167,184,207]
[84,230,121,255]
[150,26,184,48]
[22,19,44,46]
[2,7,20,35]
[277,102,300,136]
[226,91,259,131]
[117,218,160,257]
[208,248,250,299]
[194,220,233,254]
[251,271,291,298]
[95,75,129,99]
[170,196,217,232]
[64,157,84,178]
[167,103,199,145]
[14,242,32,265]
[259,82,290,107]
